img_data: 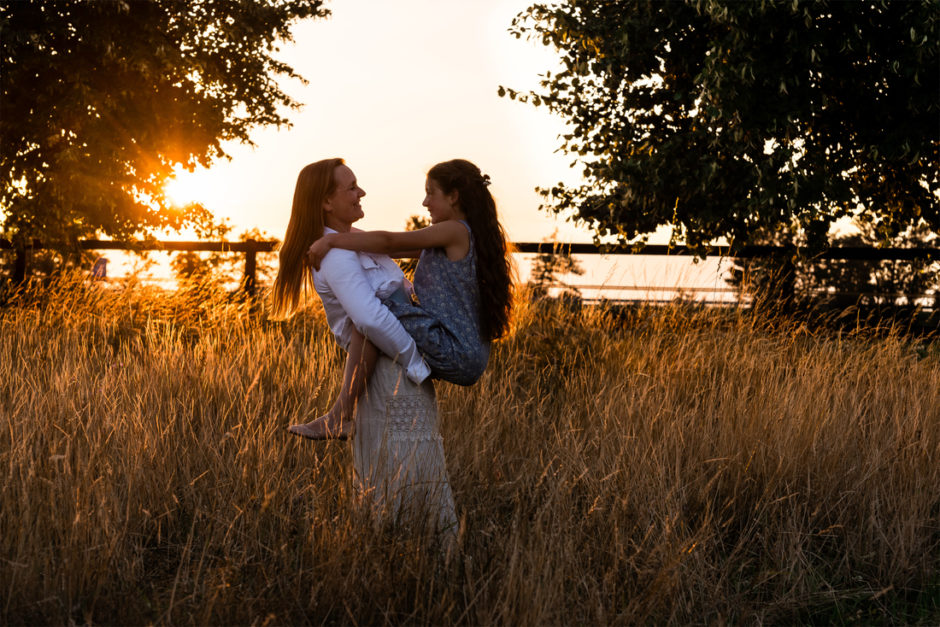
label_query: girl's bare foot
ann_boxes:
[288,329,372,442]
[288,413,352,441]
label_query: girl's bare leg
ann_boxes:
[288,328,379,440]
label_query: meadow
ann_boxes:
[1,275,938,625]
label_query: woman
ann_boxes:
[272,158,456,536]
[303,159,514,435]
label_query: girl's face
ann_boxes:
[422,178,462,224]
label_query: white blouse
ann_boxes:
[312,227,430,384]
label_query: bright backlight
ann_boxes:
[164,169,220,209]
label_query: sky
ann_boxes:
[161,0,731,297]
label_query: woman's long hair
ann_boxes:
[428,159,514,341]
[270,158,344,319]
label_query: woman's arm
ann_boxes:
[308,221,468,270]
[316,249,431,384]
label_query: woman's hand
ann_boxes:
[307,234,335,271]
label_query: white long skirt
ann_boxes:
[353,356,457,537]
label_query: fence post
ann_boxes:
[242,241,257,298]
[13,248,27,285]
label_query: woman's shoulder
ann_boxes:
[319,248,402,287]
[315,247,364,279]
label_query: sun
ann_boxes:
[163,168,222,209]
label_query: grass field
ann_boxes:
[2,276,938,625]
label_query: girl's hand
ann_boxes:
[307,235,334,271]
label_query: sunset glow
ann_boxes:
[163,169,218,209]
[158,0,725,292]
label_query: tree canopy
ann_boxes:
[504,0,939,253]
[0,0,327,246]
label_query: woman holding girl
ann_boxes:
[297,158,513,440]
[272,158,513,533]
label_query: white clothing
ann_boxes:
[312,228,430,384]
[353,356,457,537]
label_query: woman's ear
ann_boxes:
[448,190,459,209]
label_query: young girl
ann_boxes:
[291,158,513,439]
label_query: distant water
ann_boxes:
[517,252,738,305]
[84,247,739,304]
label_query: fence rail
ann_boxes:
[1,238,278,295]
[2,238,938,299]
[513,242,940,260]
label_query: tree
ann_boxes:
[807,224,938,311]
[171,225,276,293]
[504,1,939,253]
[728,220,939,312]
[527,229,584,301]
[169,216,236,286]
[0,0,327,249]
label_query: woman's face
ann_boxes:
[422,178,460,224]
[323,165,365,231]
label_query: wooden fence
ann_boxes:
[1,239,277,296]
[2,238,938,301]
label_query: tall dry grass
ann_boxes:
[1,275,938,625]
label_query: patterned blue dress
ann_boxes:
[383,220,489,386]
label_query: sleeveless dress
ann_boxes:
[384,220,489,386]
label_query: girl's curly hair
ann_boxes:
[428,159,514,340]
